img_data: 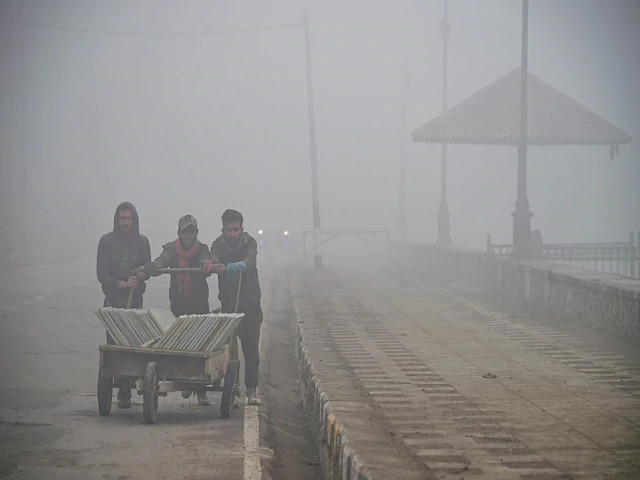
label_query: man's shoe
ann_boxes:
[197,391,211,406]
[117,389,132,409]
[181,390,192,399]
[232,391,240,409]
[246,387,261,406]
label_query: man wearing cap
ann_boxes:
[139,215,211,316]
[137,214,213,405]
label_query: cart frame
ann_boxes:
[98,270,244,424]
[97,334,240,424]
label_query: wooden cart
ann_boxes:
[97,336,240,424]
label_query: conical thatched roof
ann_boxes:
[412,67,632,149]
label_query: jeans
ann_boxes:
[223,303,263,389]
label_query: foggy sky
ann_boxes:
[1,0,638,256]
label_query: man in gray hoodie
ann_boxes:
[96,201,151,407]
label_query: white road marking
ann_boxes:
[0,293,49,313]
[243,404,261,480]
[1,284,83,313]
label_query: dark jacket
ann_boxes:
[142,240,210,316]
[97,202,151,308]
[209,232,261,310]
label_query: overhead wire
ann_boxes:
[2,19,302,37]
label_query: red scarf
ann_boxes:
[175,239,199,298]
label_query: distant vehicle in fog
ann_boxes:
[255,226,298,258]
[243,206,306,260]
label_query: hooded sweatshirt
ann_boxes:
[96,202,151,308]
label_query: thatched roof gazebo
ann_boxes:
[412,65,632,257]
[412,67,632,153]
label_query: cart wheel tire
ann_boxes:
[142,361,159,424]
[97,374,112,416]
[220,360,240,418]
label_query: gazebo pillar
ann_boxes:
[512,145,533,258]
[512,0,533,259]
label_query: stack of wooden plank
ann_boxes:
[95,308,244,352]
[95,308,166,347]
[150,313,244,352]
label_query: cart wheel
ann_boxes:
[142,361,159,424]
[97,374,113,416]
[220,360,240,418]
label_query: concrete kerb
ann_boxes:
[293,306,372,480]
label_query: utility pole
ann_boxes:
[398,63,408,240]
[16,24,28,257]
[437,0,451,245]
[304,12,322,269]
[512,0,532,259]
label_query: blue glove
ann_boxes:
[225,261,247,276]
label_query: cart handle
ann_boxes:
[230,271,242,361]
[155,267,202,274]
[126,287,134,308]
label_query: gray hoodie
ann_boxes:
[96,202,151,307]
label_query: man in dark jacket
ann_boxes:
[138,214,213,405]
[139,215,211,316]
[203,209,263,406]
[97,201,151,407]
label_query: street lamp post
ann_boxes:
[512,0,533,259]
[16,24,28,257]
[303,13,322,269]
[437,0,451,246]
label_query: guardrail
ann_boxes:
[302,230,390,263]
[487,231,640,279]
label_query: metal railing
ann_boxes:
[302,230,390,263]
[487,231,640,279]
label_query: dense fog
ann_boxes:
[1,0,638,263]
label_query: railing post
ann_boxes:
[637,230,640,279]
[302,231,307,264]
[631,230,637,278]
[486,233,491,255]
[625,230,635,277]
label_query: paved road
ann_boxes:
[291,264,640,479]
[5,256,639,479]
[0,259,247,479]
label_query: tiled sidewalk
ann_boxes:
[292,265,640,479]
